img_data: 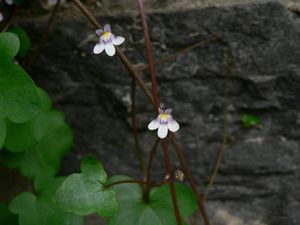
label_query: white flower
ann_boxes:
[148,108,180,139]
[93,24,125,57]
[0,0,13,22]
[3,0,13,5]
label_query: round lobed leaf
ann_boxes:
[54,156,118,217]
[107,175,198,225]
[9,27,31,58]
[9,178,83,225]
[0,32,20,59]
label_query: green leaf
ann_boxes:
[0,32,41,123]
[0,202,18,225]
[54,156,118,217]
[9,27,31,58]
[9,178,83,225]
[0,59,41,123]
[4,112,49,152]
[0,110,73,180]
[107,176,198,225]
[0,32,19,59]
[38,88,52,111]
[0,119,7,149]
[241,113,261,128]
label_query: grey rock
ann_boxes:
[18,1,300,224]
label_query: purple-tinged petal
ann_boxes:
[0,13,3,22]
[158,124,168,139]
[93,43,105,54]
[165,108,172,114]
[158,108,164,114]
[104,43,116,56]
[104,24,111,33]
[5,0,13,5]
[112,36,125,46]
[148,119,159,130]
[96,29,103,37]
[167,120,179,132]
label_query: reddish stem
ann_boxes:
[26,0,61,70]
[170,133,210,225]
[72,0,155,108]
[162,139,182,224]
[137,0,160,111]
[137,1,182,224]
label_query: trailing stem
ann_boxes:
[136,35,219,72]
[2,6,16,32]
[143,138,160,202]
[137,1,182,224]
[105,178,167,189]
[71,1,212,224]
[130,79,145,177]
[72,0,155,107]
[170,133,211,225]
[204,54,234,200]
[26,0,61,70]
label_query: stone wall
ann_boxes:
[20,1,300,224]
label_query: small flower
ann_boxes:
[0,0,13,22]
[148,108,180,139]
[4,0,13,5]
[93,24,125,56]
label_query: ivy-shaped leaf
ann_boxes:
[3,88,51,152]
[0,110,72,180]
[0,202,18,225]
[9,27,31,58]
[9,177,83,225]
[4,112,49,152]
[107,176,198,225]
[0,32,41,123]
[0,32,19,59]
[54,156,118,217]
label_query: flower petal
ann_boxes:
[112,36,125,46]
[96,29,103,36]
[148,119,159,130]
[0,13,3,22]
[167,120,180,132]
[5,0,13,5]
[158,124,168,139]
[104,44,116,56]
[93,43,105,54]
[104,24,111,33]
[165,108,172,114]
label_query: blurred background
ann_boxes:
[1,0,300,224]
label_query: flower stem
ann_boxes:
[137,0,160,110]
[170,133,211,225]
[26,0,61,70]
[2,6,16,32]
[143,138,160,202]
[131,79,145,177]
[204,53,234,200]
[162,139,183,224]
[105,179,163,189]
[137,1,182,224]
[136,35,219,72]
[71,0,155,108]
